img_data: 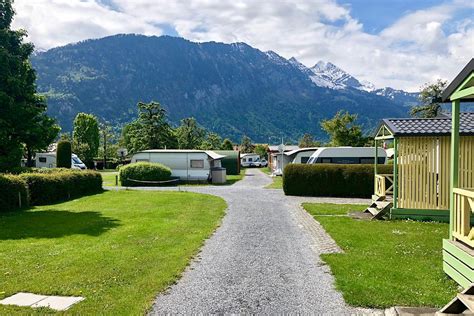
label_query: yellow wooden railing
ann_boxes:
[452,188,474,248]
[375,174,394,198]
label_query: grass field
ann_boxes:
[99,169,245,187]
[303,203,458,308]
[0,190,226,314]
[258,168,283,189]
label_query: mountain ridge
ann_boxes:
[31,34,416,142]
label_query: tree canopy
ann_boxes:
[410,79,447,118]
[298,133,321,148]
[240,136,254,153]
[176,117,206,149]
[73,113,100,167]
[0,0,59,169]
[321,111,367,147]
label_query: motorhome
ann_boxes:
[35,153,87,170]
[131,149,225,181]
[307,147,387,164]
[240,153,261,167]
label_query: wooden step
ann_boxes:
[457,293,474,311]
[366,207,379,216]
[437,284,474,315]
[372,202,393,220]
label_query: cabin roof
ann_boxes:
[441,58,474,102]
[381,112,474,137]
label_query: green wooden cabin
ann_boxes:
[374,59,473,288]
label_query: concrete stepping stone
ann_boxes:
[0,292,84,311]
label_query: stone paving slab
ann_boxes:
[0,293,84,311]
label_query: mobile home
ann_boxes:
[307,147,387,164]
[131,149,225,181]
[35,152,87,170]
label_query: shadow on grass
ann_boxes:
[0,209,120,240]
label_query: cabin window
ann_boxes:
[190,159,204,168]
[301,157,310,164]
[39,157,47,163]
[248,158,253,162]
[136,159,149,162]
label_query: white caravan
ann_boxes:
[35,152,87,170]
[307,147,387,164]
[240,153,261,167]
[131,149,225,181]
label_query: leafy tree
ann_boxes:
[176,117,206,149]
[73,113,100,167]
[240,136,254,153]
[298,133,321,148]
[0,1,58,169]
[200,132,222,150]
[23,115,61,166]
[98,121,118,168]
[410,79,447,118]
[321,111,367,147]
[254,144,268,159]
[221,138,234,150]
[122,101,177,154]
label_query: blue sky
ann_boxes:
[12,0,474,91]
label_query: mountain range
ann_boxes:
[31,34,418,142]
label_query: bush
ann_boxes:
[0,174,28,212]
[119,162,172,187]
[20,170,102,205]
[57,140,72,168]
[283,164,393,198]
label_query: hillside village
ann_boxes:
[0,0,473,315]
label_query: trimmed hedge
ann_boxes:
[20,170,102,205]
[119,162,172,187]
[0,174,28,212]
[283,164,393,198]
[214,150,240,175]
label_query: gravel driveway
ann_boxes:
[125,169,372,314]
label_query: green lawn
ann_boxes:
[303,203,458,308]
[99,169,245,187]
[0,190,226,314]
[258,168,283,189]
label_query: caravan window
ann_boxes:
[190,159,204,168]
[360,158,375,164]
[136,159,149,162]
[301,157,310,164]
[321,158,332,163]
[39,157,47,163]
[248,158,253,162]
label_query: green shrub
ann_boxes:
[20,170,102,205]
[283,164,393,198]
[119,162,172,187]
[56,140,72,168]
[214,150,240,175]
[0,174,28,212]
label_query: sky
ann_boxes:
[12,0,474,91]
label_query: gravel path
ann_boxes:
[117,169,373,314]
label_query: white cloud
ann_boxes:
[12,0,474,91]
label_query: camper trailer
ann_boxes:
[307,147,387,164]
[131,150,225,181]
[35,153,87,170]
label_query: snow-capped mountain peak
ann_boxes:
[309,60,375,92]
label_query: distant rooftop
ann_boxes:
[267,145,300,152]
[381,113,474,136]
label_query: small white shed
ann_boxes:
[131,149,225,181]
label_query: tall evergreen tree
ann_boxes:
[221,138,234,150]
[0,0,59,169]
